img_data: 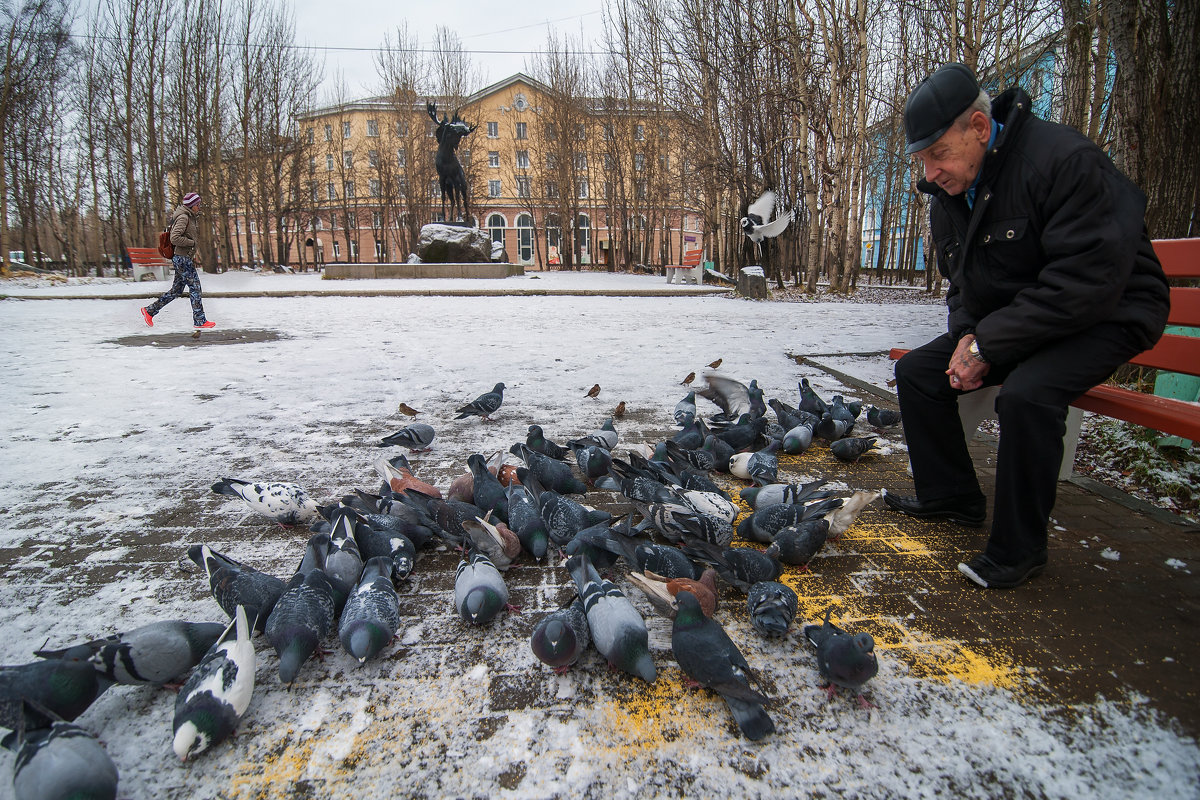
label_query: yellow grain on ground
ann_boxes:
[597,668,715,751]
[900,635,1021,689]
[227,735,319,798]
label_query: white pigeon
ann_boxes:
[740,190,793,244]
[827,490,881,539]
[211,477,321,526]
[172,604,256,761]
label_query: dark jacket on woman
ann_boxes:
[922,87,1169,367]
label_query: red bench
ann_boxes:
[665,249,704,284]
[128,247,171,282]
[889,237,1200,478]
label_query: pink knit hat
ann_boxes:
[182,192,201,207]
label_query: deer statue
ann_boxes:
[426,102,477,223]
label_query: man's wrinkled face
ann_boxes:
[913,111,990,196]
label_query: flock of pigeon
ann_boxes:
[0,367,904,798]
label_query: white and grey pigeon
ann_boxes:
[454,382,506,421]
[338,556,401,664]
[210,477,322,526]
[566,553,656,682]
[740,190,793,245]
[11,721,119,800]
[187,544,286,633]
[454,548,510,625]
[377,423,436,452]
[172,604,255,761]
[34,620,226,687]
[674,392,697,427]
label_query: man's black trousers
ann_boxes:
[894,323,1148,565]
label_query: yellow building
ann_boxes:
[268,73,704,270]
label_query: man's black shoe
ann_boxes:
[882,492,986,527]
[958,551,1047,589]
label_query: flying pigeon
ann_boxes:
[831,436,878,463]
[826,490,881,539]
[866,405,902,428]
[741,190,793,246]
[803,608,879,708]
[747,580,798,636]
[671,591,774,741]
[210,478,321,526]
[530,597,590,673]
[172,604,255,761]
[696,375,763,421]
[11,722,119,800]
[454,382,505,421]
[264,567,336,684]
[187,544,286,633]
[454,549,511,625]
[377,423,436,452]
[567,554,656,682]
[0,657,104,736]
[34,620,226,687]
[339,556,401,664]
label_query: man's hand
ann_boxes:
[946,334,989,391]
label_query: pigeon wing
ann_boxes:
[745,191,777,223]
[755,208,793,239]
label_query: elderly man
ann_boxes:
[885,63,1169,588]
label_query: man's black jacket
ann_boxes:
[920,87,1169,366]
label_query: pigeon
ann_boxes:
[356,490,439,550]
[187,544,286,633]
[571,417,618,451]
[34,620,226,687]
[626,568,719,619]
[351,517,417,582]
[210,478,321,526]
[714,414,768,452]
[571,442,613,486]
[707,358,723,369]
[866,405,902,428]
[454,549,510,625]
[803,608,879,707]
[338,556,401,663]
[815,412,853,442]
[265,568,336,684]
[377,423,436,452]
[748,497,843,543]
[696,375,762,420]
[513,443,588,495]
[765,519,830,568]
[0,657,104,736]
[741,480,830,510]
[454,382,505,421]
[11,722,119,800]
[585,383,601,398]
[324,510,366,610]
[525,424,570,460]
[741,189,792,246]
[683,540,782,592]
[172,604,255,761]
[826,490,881,539]
[680,371,696,386]
[461,516,521,570]
[747,581,798,636]
[798,378,829,417]
[539,489,612,547]
[781,422,815,454]
[673,391,697,428]
[700,434,735,472]
[374,456,442,500]
[506,483,549,559]
[671,418,706,451]
[729,440,780,486]
[671,591,774,740]
[768,398,814,432]
[831,436,878,463]
[469,453,509,522]
[567,554,656,682]
[591,527,699,580]
[530,597,590,673]
[396,402,420,417]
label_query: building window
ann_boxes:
[396,120,408,136]
[516,213,533,262]
[488,151,500,168]
[311,186,318,201]
[343,151,353,169]
[398,177,408,193]
[232,192,240,207]
[604,124,614,140]
[488,180,501,197]
[634,124,644,140]
[516,150,530,169]
[306,128,314,144]
[546,181,559,199]
[309,157,316,172]
[369,179,380,197]
[487,121,498,138]
[604,153,615,170]
[326,154,334,171]
[577,179,589,199]
[460,149,470,166]
[375,240,384,259]
[342,121,351,138]
[576,214,591,254]
[315,217,323,230]
[604,181,612,199]
[430,180,441,198]
[327,182,336,199]
[515,122,527,140]
[372,211,382,228]
[333,241,340,258]
[545,123,557,140]
[368,150,379,168]
[516,176,531,198]
[636,180,647,199]
[324,124,332,141]
[634,153,645,171]
[574,153,587,171]
[397,148,406,167]
[367,119,379,137]
[345,181,355,198]
[659,155,670,170]
[575,123,586,140]
[546,152,557,169]
[487,213,505,244]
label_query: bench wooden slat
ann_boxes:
[1072,384,1200,441]
[127,247,171,266]
[1152,238,1200,278]
[1127,332,1200,373]
[1166,287,1200,327]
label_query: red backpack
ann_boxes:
[157,225,174,259]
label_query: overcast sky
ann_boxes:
[289,0,607,98]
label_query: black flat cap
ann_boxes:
[904,63,981,154]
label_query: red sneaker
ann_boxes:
[140,307,154,327]
[194,321,216,330]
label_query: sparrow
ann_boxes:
[585,384,601,399]
[397,402,420,417]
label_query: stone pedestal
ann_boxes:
[737,266,769,299]
[417,224,492,263]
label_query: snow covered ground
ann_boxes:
[0,270,1195,799]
